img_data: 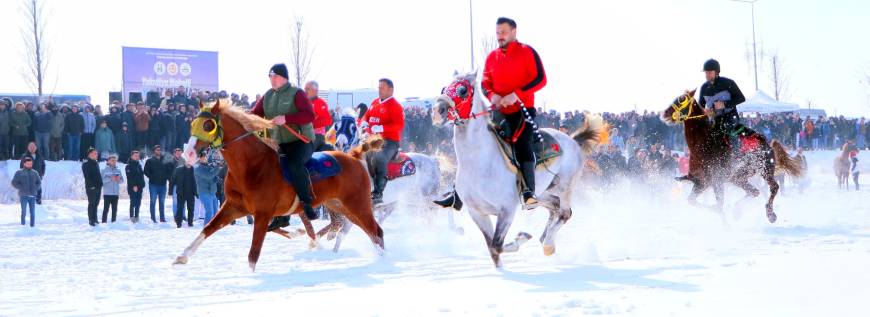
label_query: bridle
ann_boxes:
[670,94,706,123]
[440,79,494,125]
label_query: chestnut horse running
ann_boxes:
[662,90,802,223]
[172,99,384,271]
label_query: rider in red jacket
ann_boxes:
[305,80,335,151]
[435,17,546,210]
[361,78,404,204]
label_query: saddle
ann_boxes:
[488,122,562,172]
[279,152,343,184]
[387,152,417,180]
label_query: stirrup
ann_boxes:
[522,193,538,210]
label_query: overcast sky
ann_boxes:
[1,0,869,116]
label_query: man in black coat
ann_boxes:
[699,59,747,157]
[169,160,197,227]
[125,150,146,223]
[144,145,172,223]
[82,148,103,226]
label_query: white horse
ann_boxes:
[432,71,604,268]
[319,115,458,252]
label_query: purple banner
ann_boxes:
[122,46,218,100]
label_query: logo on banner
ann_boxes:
[167,62,179,76]
[180,63,192,76]
[153,62,166,75]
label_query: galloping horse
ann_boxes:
[661,90,802,223]
[172,99,384,270]
[432,71,605,268]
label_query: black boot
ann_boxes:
[267,216,291,231]
[520,162,538,210]
[433,189,463,210]
[372,177,387,205]
[303,202,318,220]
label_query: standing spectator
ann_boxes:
[64,105,84,160]
[82,148,103,226]
[170,148,185,216]
[194,151,221,224]
[20,142,46,204]
[11,102,32,158]
[125,150,145,223]
[49,105,65,161]
[0,101,11,160]
[94,120,116,160]
[12,157,41,227]
[100,154,124,223]
[121,103,136,143]
[134,103,151,150]
[175,105,192,148]
[161,104,177,152]
[851,150,860,191]
[104,105,122,135]
[34,105,52,159]
[144,145,170,223]
[82,105,97,160]
[116,123,133,163]
[169,159,197,228]
[147,108,164,150]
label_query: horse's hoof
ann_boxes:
[543,245,556,256]
[517,232,532,243]
[249,261,257,272]
[767,212,777,223]
[173,256,188,265]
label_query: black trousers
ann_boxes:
[313,134,335,152]
[12,135,28,158]
[129,189,142,219]
[86,187,102,225]
[369,140,400,194]
[174,195,195,227]
[101,195,119,223]
[501,108,537,163]
[278,141,314,203]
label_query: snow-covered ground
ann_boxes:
[1,151,868,316]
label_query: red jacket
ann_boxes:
[311,97,332,134]
[482,41,547,114]
[362,97,404,142]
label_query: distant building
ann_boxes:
[319,89,378,111]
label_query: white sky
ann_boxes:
[1,0,869,116]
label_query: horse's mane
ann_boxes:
[213,99,279,151]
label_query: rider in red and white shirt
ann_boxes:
[361,78,404,204]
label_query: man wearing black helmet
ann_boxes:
[699,59,747,157]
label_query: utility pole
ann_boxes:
[469,0,474,70]
[732,0,760,91]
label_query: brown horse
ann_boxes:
[172,99,384,271]
[834,142,855,189]
[662,90,802,223]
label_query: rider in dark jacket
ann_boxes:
[699,59,748,157]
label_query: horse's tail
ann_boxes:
[350,135,385,160]
[771,139,802,177]
[571,112,607,156]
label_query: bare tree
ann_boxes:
[289,15,315,87]
[478,34,497,67]
[767,52,790,101]
[19,0,52,101]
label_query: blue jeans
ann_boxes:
[149,184,167,222]
[35,132,50,158]
[66,133,81,160]
[172,188,179,220]
[20,196,36,227]
[199,193,219,225]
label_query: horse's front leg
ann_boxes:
[490,209,516,268]
[248,211,272,272]
[174,201,244,265]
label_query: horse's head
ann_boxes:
[432,70,480,127]
[661,89,703,125]
[187,99,227,159]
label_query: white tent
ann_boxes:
[736,90,800,114]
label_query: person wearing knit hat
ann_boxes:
[252,62,318,230]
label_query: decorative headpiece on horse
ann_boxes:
[670,93,704,123]
[191,101,224,148]
[442,79,475,122]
